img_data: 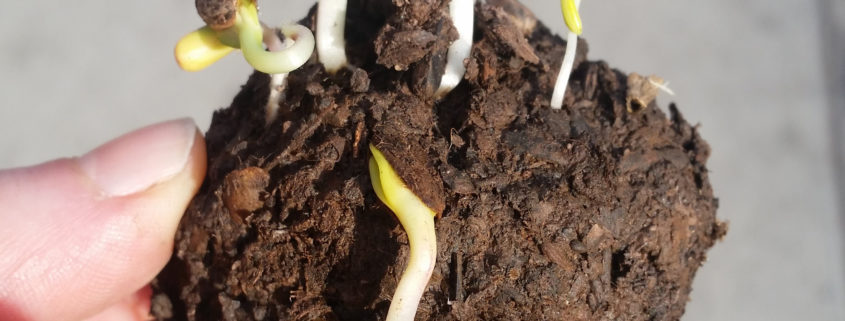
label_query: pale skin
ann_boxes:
[3,3,308,319]
[0,119,207,321]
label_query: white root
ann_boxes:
[384,214,436,321]
[550,0,582,109]
[317,0,349,73]
[435,0,474,98]
[648,78,676,96]
[265,72,288,124]
[263,27,294,124]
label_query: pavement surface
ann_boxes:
[1,1,842,320]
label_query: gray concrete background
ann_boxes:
[1,1,843,320]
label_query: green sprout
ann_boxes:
[550,0,583,109]
[175,0,314,74]
[560,0,583,35]
[368,144,438,321]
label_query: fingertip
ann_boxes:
[127,126,206,241]
[0,119,207,321]
[80,118,200,197]
[79,126,207,319]
[114,126,207,274]
[82,286,152,321]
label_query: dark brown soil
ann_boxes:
[151,0,726,320]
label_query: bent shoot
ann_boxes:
[368,144,438,321]
[175,0,314,74]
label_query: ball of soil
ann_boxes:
[151,0,725,320]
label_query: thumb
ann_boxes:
[0,118,206,321]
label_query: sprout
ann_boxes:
[316,0,349,73]
[174,26,236,71]
[175,0,315,74]
[368,144,438,321]
[560,0,583,35]
[263,31,294,124]
[435,0,474,98]
[550,0,583,109]
[236,2,315,74]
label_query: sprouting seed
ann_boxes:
[175,0,315,74]
[550,0,583,109]
[369,144,438,321]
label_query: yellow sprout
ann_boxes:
[368,144,437,321]
[175,26,235,72]
[174,0,314,74]
[234,0,315,74]
[560,0,583,35]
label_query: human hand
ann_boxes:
[0,119,207,321]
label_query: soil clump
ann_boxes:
[152,0,725,320]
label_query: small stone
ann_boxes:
[222,167,270,223]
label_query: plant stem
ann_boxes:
[263,27,293,124]
[550,0,582,109]
[317,0,349,73]
[236,1,314,74]
[435,0,474,98]
[368,145,438,321]
[385,208,436,321]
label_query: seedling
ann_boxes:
[550,0,583,109]
[435,0,474,98]
[175,0,315,75]
[176,0,315,123]
[317,0,349,73]
[368,144,438,321]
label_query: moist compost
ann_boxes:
[152,0,726,320]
